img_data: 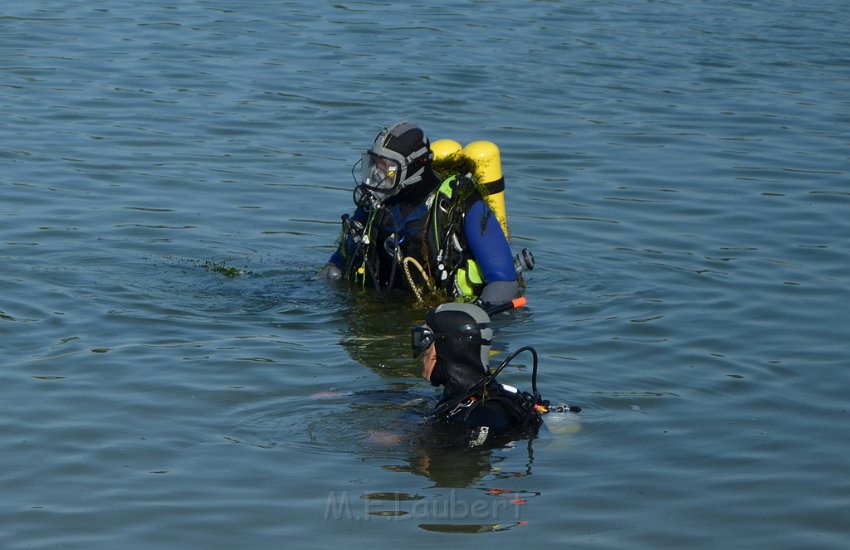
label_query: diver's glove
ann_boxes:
[316,263,342,281]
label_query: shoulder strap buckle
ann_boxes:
[447,395,478,419]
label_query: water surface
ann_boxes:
[2,1,849,548]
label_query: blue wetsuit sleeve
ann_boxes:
[463,199,517,283]
[329,250,344,269]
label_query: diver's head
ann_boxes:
[354,121,434,203]
[412,303,493,392]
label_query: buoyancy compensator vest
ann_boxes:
[426,174,488,298]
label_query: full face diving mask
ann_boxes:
[351,121,431,204]
[360,152,400,195]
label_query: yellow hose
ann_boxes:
[402,256,434,302]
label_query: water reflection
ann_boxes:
[380,429,543,534]
[328,388,557,533]
[336,291,430,377]
[387,432,502,488]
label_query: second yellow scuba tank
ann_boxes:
[462,140,509,239]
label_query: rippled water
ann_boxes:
[2,1,849,548]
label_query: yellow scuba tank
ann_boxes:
[462,140,509,239]
[430,138,463,161]
[428,137,531,297]
[431,138,510,238]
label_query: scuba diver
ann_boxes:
[321,121,530,307]
[412,302,562,448]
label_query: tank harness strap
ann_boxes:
[429,175,486,298]
[341,198,433,294]
[384,201,432,296]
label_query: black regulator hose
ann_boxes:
[491,345,538,394]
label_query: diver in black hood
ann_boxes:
[412,302,550,448]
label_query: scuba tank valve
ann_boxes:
[514,248,535,274]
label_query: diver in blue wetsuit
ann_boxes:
[321,121,522,306]
[412,302,546,448]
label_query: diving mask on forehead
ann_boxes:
[410,322,492,358]
[411,325,435,358]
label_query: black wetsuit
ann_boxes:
[424,304,542,448]
[432,380,542,448]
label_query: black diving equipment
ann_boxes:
[427,344,581,421]
[411,297,526,358]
